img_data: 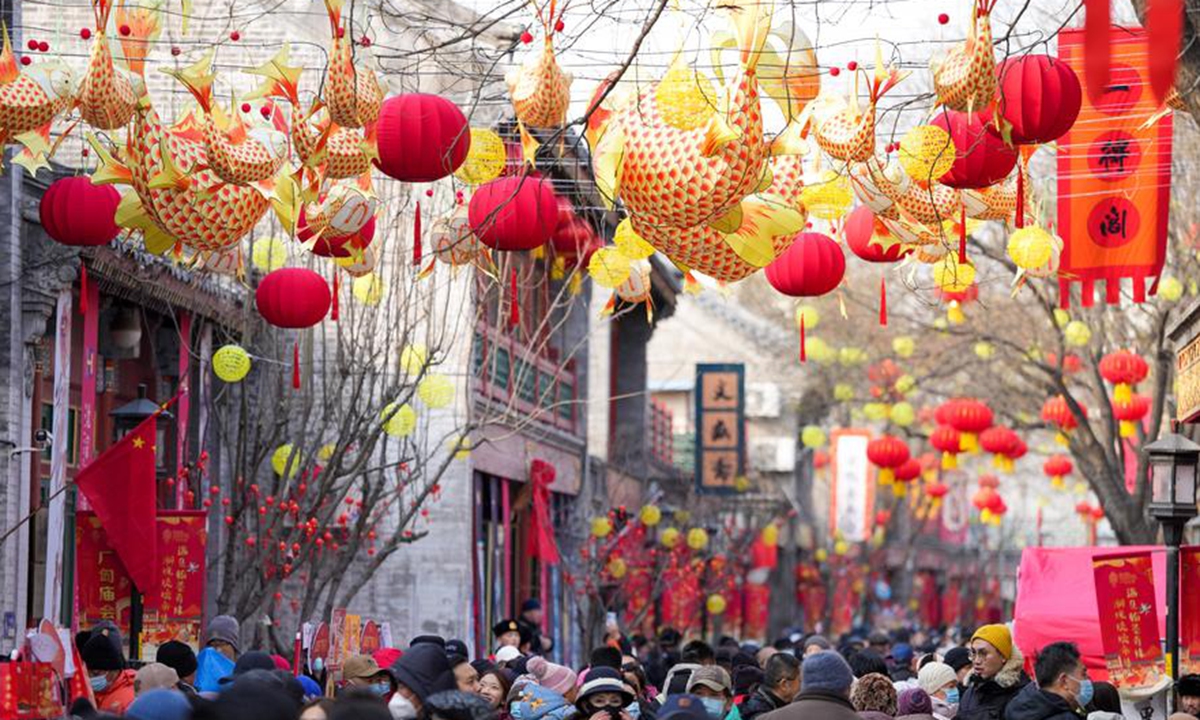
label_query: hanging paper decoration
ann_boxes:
[506,2,572,128]
[764,233,846,297]
[897,124,955,184]
[1041,395,1087,445]
[615,261,653,305]
[297,185,378,258]
[76,0,148,131]
[271,444,301,477]
[1056,28,1172,308]
[980,426,1020,472]
[660,527,681,549]
[801,426,827,448]
[686,528,709,551]
[995,56,1082,144]
[867,435,910,487]
[455,128,507,185]
[212,345,252,383]
[468,175,559,250]
[639,505,662,526]
[1007,226,1056,271]
[706,594,727,615]
[39,177,121,246]
[892,458,921,496]
[931,425,962,469]
[375,94,471,182]
[1043,455,1074,489]
[931,0,998,112]
[929,110,1017,189]
[432,205,481,266]
[1099,350,1149,402]
[1064,320,1092,347]
[417,374,455,408]
[381,402,417,438]
[256,268,332,328]
[0,24,80,173]
[943,398,993,452]
[845,205,910,263]
[400,344,428,375]
[351,273,383,305]
[322,0,383,129]
[811,44,905,162]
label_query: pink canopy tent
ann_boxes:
[1013,546,1167,681]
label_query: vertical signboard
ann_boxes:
[1093,551,1166,690]
[829,429,873,542]
[695,364,745,493]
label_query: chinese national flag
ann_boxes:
[74,414,159,594]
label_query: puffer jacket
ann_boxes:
[1003,683,1080,720]
[956,648,1030,720]
[738,687,790,720]
[511,682,575,720]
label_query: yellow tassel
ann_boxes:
[1002,457,1014,473]
[893,482,907,497]
[961,433,978,453]
[550,256,565,280]
[1052,476,1064,490]
[942,452,957,470]
[947,302,965,325]
[1114,384,1132,403]
[992,455,1003,469]
[879,468,894,485]
[568,272,582,296]
[1120,420,1135,438]
[1055,432,1069,447]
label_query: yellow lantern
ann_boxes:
[674,510,692,524]
[1064,320,1091,347]
[761,524,779,547]
[400,344,428,375]
[1160,276,1184,302]
[814,548,829,562]
[974,342,995,359]
[591,517,613,538]
[639,504,662,526]
[352,273,384,305]
[834,539,849,556]
[864,403,889,421]
[656,61,719,130]
[213,344,251,383]
[272,444,300,478]
[1053,308,1071,328]
[801,426,827,448]
[1006,226,1055,270]
[895,374,916,394]
[890,402,915,427]
[607,557,628,579]
[614,219,656,260]
[706,594,728,615]
[898,125,955,184]
[381,402,417,437]
[454,128,506,185]
[417,374,455,408]
[834,383,855,402]
[892,336,915,358]
[806,337,836,364]
[686,527,709,551]
[251,237,288,272]
[660,527,681,548]
[795,304,821,330]
[933,254,975,293]
[800,170,853,220]
[839,347,867,366]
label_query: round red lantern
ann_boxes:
[468,175,559,251]
[971,486,997,510]
[944,398,993,452]
[978,473,1000,489]
[845,206,910,263]
[996,56,1082,145]
[926,482,949,502]
[980,426,1019,471]
[930,425,962,469]
[375,94,470,182]
[1041,395,1085,445]
[866,434,910,486]
[1099,350,1149,402]
[1043,455,1073,489]
[40,177,121,246]
[764,232,846,297]
[256,268,331,328]
[1112,394,1151,438]
[1075,501,1092,517]
[875,509,892,527]
[929,109,1018,189]
[892,457,922,495]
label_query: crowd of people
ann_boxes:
[62,611,1200,720]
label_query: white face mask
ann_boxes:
[389,693,418,720]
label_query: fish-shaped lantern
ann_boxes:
[592,0,777,233]
[77,0,156,130]
[323,0,382,129]
[166,51,288,190]
[0,24,75,172]
[805,44,904,163]
[860,157,961,226]
[505,0,572,128]
[931,0,997,112]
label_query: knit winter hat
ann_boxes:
[82,633,125,671]
[801,651,854,696]
[206,614,241,653]
[970,625,1012,660]
[155,640,198,679]
[917,662,958,697]
[851,673,898,716]
[126,689,192,720]
[527,656,578,697]
[898,688,933,716]
[942,648,971,673]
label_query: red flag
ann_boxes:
[74,414,159,594]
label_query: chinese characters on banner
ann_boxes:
[1182,548,1200,674]
[0,662,63,719]
[1093,552,1166,690]
[1057,28,1171,308]
[695,364,745,493]
[830,429,874,542]
[75,512,207,660]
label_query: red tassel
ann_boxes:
[79,264,88,315]
[509,267,520,328]
[413,201,422,266]
[1147,0,1183,104]
[879,276,888,326]
[292,342,301,389]
[799,314,807,363]
[331,273,339,321]
[958,205,967,263]
[1015,164,1025,229]
[1084,0,1111,105]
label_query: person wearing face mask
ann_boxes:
[390,643,461,720]
[686,666,737,720]
[571,667,637,720]
[344,654,398,698]
[81,633,137,714]
[1003,642,1090,720]
[957,626,1029,720]
[918,662,961,720]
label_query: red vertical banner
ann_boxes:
[74,280,100,631]
[1093,552,1166,690]
[175,313,191,509]
[1181,548,1200,674]
[1057,28,1172,308]
[743,583,769,640]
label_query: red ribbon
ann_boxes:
[1084,0,1111,105]
[879,276,888,326]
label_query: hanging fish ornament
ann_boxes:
[0,23,76,173]
[323,0,382,129]
[167,51,288,190]
[506,0,572,128]
[805,43,904,163]
[931,0,997,113]
[77,0,154,130]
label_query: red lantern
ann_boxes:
[996,56,1083,145]
[765,232,845,297]
[468,175,559,251]
[892,458,922,496]
[1099,350,1149,403]
[979,426,1018,457]
[1112,394,1151,438]
[256,268,331,328]
[944,398,993,452]
[867,434,910,486]
[1043,455,1073,489]
[1045,352,1083,374]
[926,482,949,502]
[845,206,910,263]
[971,486,997,510]
[929,110,1018,189]
[375,94,470,182]
[1041,395,1086,445]
[930,425,962,469]
[1089,505,1104,522]
[1075,501,1092,516]
[978,473,1000,490]
[989,494,1007,516]
[40,177,121,246]
[813,450,830,469]
[875,509,892,527]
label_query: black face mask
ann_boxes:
[606,708,623,720]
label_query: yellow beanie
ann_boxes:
[971,624,1013,660]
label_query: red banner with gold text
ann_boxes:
[1092,551,1166,690]
[1182,548,1200,674]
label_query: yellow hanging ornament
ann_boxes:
[381,402,417,437]
[1006,226,1055,270]
[454,128,507,185]
[898,125,956,184]
[591,517,613,538]
[251,237,288,272]
[213,344,251,383]
[639,504,662,526]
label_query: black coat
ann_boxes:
[1003,684,1081,720]
[759,690,859,720]
[739,687,790,720]
[958,664,1030,720]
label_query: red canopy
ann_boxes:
[1013,546,1167,681]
